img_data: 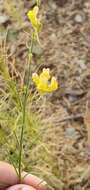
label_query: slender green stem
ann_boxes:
[18,34,34,182]
[18,93,26,182]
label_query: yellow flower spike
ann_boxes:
[27,6,41,32]
[32,68,58,94]
[50,77,58,91]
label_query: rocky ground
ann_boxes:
[0,0,90,189]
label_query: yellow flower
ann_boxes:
[27,6,41,32]
[49,77,58,91]
[32,68,58,94]
[39,68,50,80]
[32,73,39,85]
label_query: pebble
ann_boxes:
[65,127,78,139]
[68,95,78,102]
[78,59,87,70]
[74,14,84,23]
[0,15,9,24]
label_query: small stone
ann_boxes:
[0,15,9,25]
[68,95,77,102]
[65,127,78,139]
[78,59,87,70]
[74,14,84,23]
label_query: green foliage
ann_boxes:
[0,50,10,80]
[0,45,42,169]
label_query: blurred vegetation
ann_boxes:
[4,0,24,26]
[0,1,61,189]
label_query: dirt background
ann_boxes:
[0,0,90,189]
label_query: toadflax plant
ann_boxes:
[0,0,58,185]
[18,0,58,182]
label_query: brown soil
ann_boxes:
[0,0,90,189]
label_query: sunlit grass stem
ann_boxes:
[18,34,34,182]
